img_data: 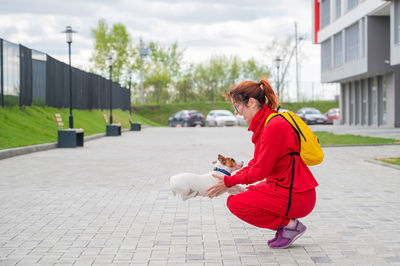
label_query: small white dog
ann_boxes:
[169,154,245,201]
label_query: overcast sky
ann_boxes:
[0,0,338,101]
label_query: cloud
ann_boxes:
[0,0,329,101]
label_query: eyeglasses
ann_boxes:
[233,104,239,113]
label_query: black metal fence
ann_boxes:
[0,38,129,110]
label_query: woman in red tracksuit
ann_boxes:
[207,78,318,249]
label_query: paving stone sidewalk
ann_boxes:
[0,127,399,266]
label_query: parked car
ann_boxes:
[296,107,327,125]
[206,110,238,126]
[168,110,204,127]
[235,114,249,126]
[277,108,290,113]
[325,108,340,124]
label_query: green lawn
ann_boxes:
[0,106,156,150]
[315,131,399,146]
[376,157,400,166]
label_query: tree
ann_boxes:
[175,65,196,103]
[142,41,184,103]
[261,37,295,101]
[89,19,131,83]
[192,56,271,102]
[241,59,270,81]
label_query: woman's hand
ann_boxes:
[206,174,228,198]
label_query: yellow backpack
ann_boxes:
[265,111,324,166]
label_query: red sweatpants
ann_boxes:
[227,183,316,230]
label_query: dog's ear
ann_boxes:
[212,160,217,164]
[218,154,224,161]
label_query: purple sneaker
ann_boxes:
[267,226,284,245]
[268,220,307,249]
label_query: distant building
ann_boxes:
[312,0,400,127]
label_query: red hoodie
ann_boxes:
[224,104,318,193]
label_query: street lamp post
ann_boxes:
[107,55,114,124]
[274,57,282,98]
[128,69,132,117]
[139,39,150,104]
[61,26,77,129]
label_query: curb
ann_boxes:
[0,142,58,160]
[0,127,144,161]
[364,159,400,170]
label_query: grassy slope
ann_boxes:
[0,106,153,150]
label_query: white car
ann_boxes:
[235,114,249,126]
[206,110,238,126]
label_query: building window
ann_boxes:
[321,39,332,72]
[2,40,20,107]
[347,0,359,12]
[395,0,400,44]
[341,83,346,124]
[361,17,366,57]
[369,77,377,125]
[335,0,342,19]
[355,81,360,125]
[361,79,367,125]
[333,32,343,67]
[349,82,354,125]
[345,22,359,62]
[321,0,331,28]
[377,76,387,125]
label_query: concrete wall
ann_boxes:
[368,17,392,73]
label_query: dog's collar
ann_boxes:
[213,167,231,176]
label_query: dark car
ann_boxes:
[296,107,327,125]
[325,108,340,124]
[168,110,205,127]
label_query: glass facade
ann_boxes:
[342,77,388,127]
[361,79,367,125]
[345,22,359,62]
[321,0,331,29]
[382,77,387,125]
[377,76,387,126]
[0,38,129,110]
[335,0,342,19]
[370,78,377,125]
[32,50,46,106]
[355,81,360,125]
[361,17,365,58]
[395,0,400,44]
[333,32,343,67]
[321,38,332,72]
[341,84,346,124]
[349,82,354,124]
[347,0,359,12]
[2,40,20,106]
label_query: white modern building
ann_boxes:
[312,0,400,127]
